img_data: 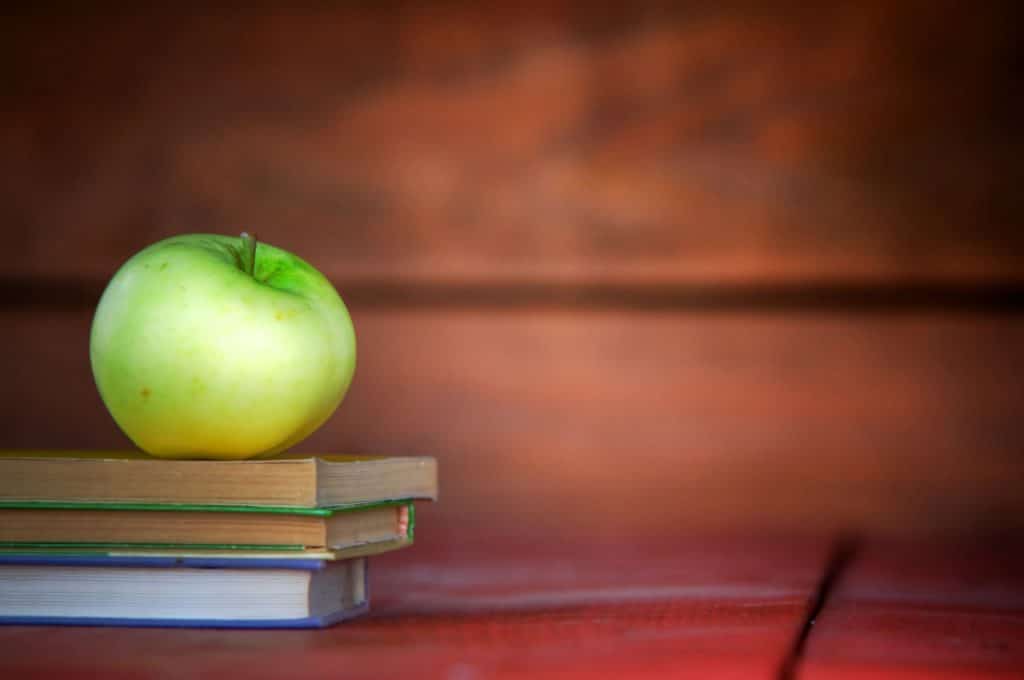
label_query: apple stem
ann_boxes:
[240,232,257,277]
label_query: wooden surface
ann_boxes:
[800,541,1024,679]
[1,532,1022,679]
[0,533,835,679]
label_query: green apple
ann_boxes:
[90,233,356,460]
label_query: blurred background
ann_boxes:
[1,1,1022,544]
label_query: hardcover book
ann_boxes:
[0,451,438,507]
[0,500,414,550]
[0,554,368,628]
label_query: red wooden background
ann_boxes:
[2,0,1023,543]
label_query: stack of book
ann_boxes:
[0,451,437,628]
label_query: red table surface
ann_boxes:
[0,533,830,679]
[3,531,1023,679]
[799,540,1024,680]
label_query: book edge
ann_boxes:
[0,603,370,629]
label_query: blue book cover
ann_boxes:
[0,553,368,628]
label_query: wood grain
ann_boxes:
[3,307,1021,538]
[801,541,1024,678]
[2,1,1021,287]
[0,535,830,679]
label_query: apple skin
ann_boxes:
[90,234,356,460]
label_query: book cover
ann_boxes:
[0,504,415,553]
[0,554,369,629]
[0,450,438,507]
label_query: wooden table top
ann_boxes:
[0,530,1021,679]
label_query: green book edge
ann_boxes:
[0,499,413,517]
[0,501,416,551]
